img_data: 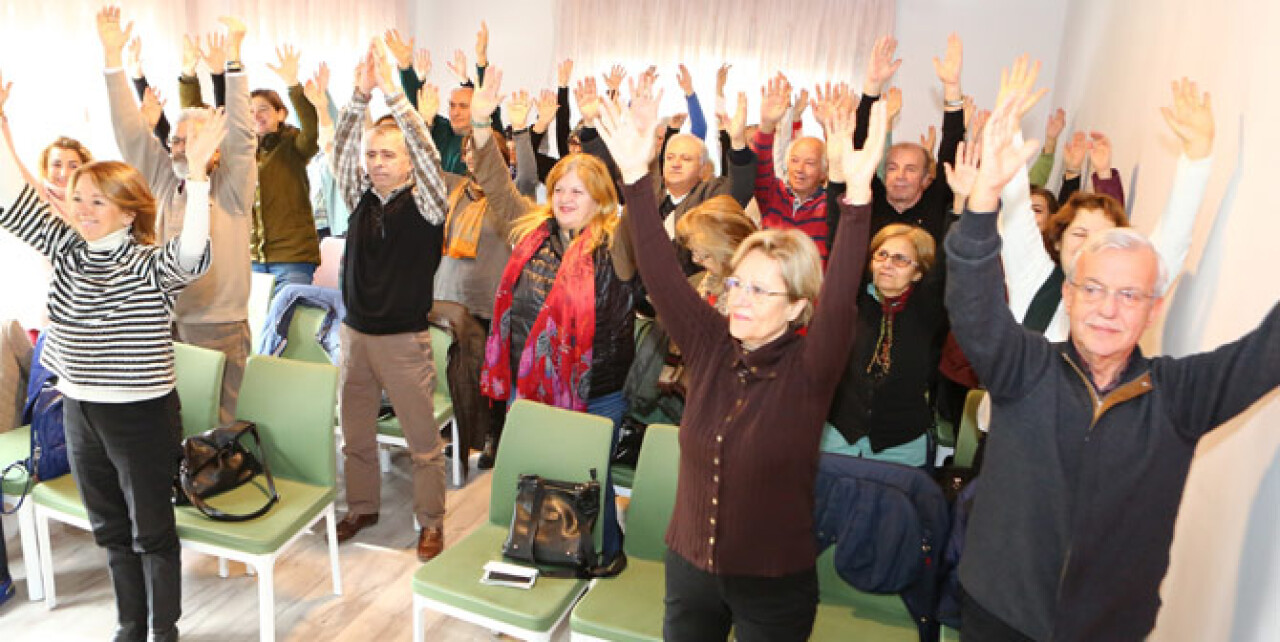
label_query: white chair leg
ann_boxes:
[449,419,462,487]
[326,504,342,595]
[378,445,392,474]
[34,509,56,609]
[412,594,425,642]
[218,557,229,578]
[17,501,44,600]
[255,559,276,642]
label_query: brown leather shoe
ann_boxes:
[417,526,444,562]
[335,512,379,543]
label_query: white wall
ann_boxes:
[893,0,1071,155]
[1048,0,1280,639]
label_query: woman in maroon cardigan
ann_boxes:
[598,81,888,641]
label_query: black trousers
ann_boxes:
[960,584,1037,642]
[64,392,183,641]
[663,550,818,642]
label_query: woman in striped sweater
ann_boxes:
[0,93,226,641]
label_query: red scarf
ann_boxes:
[866,284,914,380]
[481,221,598,410]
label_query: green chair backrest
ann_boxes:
[489,399,615,553]
[248,271,276,354]
[954,389,986,469]
[174,342,226,437]
[234,355,339,486]
[279,305,333,365]
[624,424,680,561]
[429,325,451,398]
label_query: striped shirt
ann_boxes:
[0,185,210,402]
[752,130,831,262]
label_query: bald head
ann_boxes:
[663,133,710,197]
[449,87,475,135]
[786,137,826,199]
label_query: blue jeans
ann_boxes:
[252,262,316,300]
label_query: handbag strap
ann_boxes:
[515,478,547,560]
[0,460,34,515]
[183,422,280,522]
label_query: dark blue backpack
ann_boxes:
[2,334,68,513]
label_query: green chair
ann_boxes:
[411,400,614,642]
[277,304,332,365]
[36,354,341,642]
[953,389,986,469]
[569,424,680,642]
[1,424,42,600]
[810,547,922,641]
[33,341,226,608]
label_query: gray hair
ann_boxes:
[1064,227,1171,297]
[785,136,828,174]
[175,107,212,129]
[665,132,711,166]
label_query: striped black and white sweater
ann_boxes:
[0,184,210,402]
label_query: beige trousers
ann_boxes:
[338,324,445,528]
[174,320,251,426]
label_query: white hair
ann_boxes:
[175,107,212,129]
[1064,227,1171,296]
[785,136,828,174]
[665,132,711,166]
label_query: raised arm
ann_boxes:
[268,45,320,159]
[176,107,227,272]
[1149,77,1215,278]
[677,64,708,140]
[0,185,74,258]
[554,59,573,154]
[0,73,47,194]
[505,90,540,198]
[373,44,448,225]
[127,37,171,146]
[1028,108,1064,187]
[470,70,535,228]
[333,53,375,213]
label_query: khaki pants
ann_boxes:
[174,320,251,426]
[338,324,445,528]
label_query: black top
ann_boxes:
[341,188,443,335]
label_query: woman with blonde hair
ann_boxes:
[675,195,758,313]
[0,104,226,640]
[477,70,639,559]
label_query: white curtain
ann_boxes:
[552,0,895,118]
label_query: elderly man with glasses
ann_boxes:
[944,84,1280,642]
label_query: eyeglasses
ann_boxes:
[872,249,916,268]
[724,276,788,302]
[1068,279,1154,308]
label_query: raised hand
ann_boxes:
[962,95,976,126]
[470,67,505,124]
[759,73,792,133]
[202,32,227,73]
[825,108,855,182]
[1044,107,1065,148]
[1088,131,1112,174]
[475,21,489,67]
[884,86,902,126]
[370,42,397,96]
[217,16,246,62]
[1063,131,1087,175]
[185,108,229,180]
[791,88,810,121]
[126,36,143,79]
[181,34,200,76]
[842,101,889,205]
[445,49,470,85]
[864,35,902,95]
[507,90,532,130]
[970,84,1041,211]
[969,109,991,143]
[303,63,330,110]
[574,76,602,124]
[267,44,302,86]
[418,84,440,119]
[944,140,979,199]
[722,91,748,149]
[811,82,838,129]
[355,48,376,97]
[1160,77,1214,160]
[383,29,414,70]
[140,86,166,130]
[995,54,1048,121]
[716,63,731,98]
[603,64,626,93]
[676,63,695,96]
[596,75,663,183]
[933,32,963,88]
[533,90,558,133]
[96,6,134,68]
[920,125,937,154]
[557,58,574,87]
[414,48,431,82]
[0,72,12,113]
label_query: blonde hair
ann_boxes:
[69,161,158,245]
[730,229,823,325]
[509,153,619,251]
[38,137,93,181]
[869,223,936,275]
[676,195,757,278]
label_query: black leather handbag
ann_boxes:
[502,470,625,578]
[174,420,279,522]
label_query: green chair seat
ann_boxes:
[0,425,31,496]
[412,523,587,632]
[375,393,454,439]
[811,547,919,640]
[32,474,335,555]
[569,557,666,642]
